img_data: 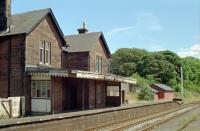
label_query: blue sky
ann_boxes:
[12,0,200,58]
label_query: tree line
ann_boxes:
[110,48,200,97]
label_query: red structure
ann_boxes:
[150,84,175,101]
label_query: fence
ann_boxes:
[0,97,25,119]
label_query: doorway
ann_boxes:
[69,85,77,110]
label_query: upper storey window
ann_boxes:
[40,41,51,65]
[96,55,102,73]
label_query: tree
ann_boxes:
[110,48,148,76]
[110,47,200,94]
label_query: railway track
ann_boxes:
[86,102,200,131]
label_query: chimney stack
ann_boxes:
[77,22,88,34]
[0,0,11,32]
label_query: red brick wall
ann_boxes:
[164,92,174,101]
[63,52,89,70]
[90,37,109,73]
[88,80,95,109]
[154,93,158,101]
[0,34,26,98]
[52,77,62,113]
[10,35,26,96]
[0,37,9,98]
[95,81,106,108]
[26,15,63,68]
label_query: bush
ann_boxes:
[138,86,154,101]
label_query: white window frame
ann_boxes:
[45,42,51,65]
[96,55,102,73]
[39,41,51,65]
[31,81,51,99]
[39,42,45,64]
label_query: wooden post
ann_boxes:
[119,83,122,106]
[82,80,85,111]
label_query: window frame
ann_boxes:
[31,80,51,99]
[45,42,51,65]
[96,55,102,73]
[39,41,45,64]
[106,86,120,97]
[39,41,51,65]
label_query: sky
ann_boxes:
[12,0,200,58]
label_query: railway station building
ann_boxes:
[0,0,136,115]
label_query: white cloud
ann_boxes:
[107,26,135,35]
[193,35,200,41]
[177,44,200,59]
[107,12,163,36]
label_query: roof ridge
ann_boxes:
[65,31,102,37]
[12,8,51,16]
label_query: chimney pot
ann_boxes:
[77,22,88,34]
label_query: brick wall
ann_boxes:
[90,37,109,73]
[88,80,95,109]
[63,52,89,70]
[0,37,9,98]
[10,35,26,97]
[26,15,63,69]
[95,81,106,108]
[52,77,62,113]
[2,101,179,131]
[164,92,174,101]
[0,34,26,98]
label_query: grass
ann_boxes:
[177,113,200,131]
[182,90,200,104]
[174,89,200,104]
[127,92,139,104]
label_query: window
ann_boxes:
[39,42,45,64]
[31,81,51,99]
[107,86,120,96]
[39,41,51,65]
[36,81,41,97]
[96,55,102,72]
[31,81,37,97]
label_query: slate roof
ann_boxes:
[0,8,67,46]
[152,83,174,91]
[149,88,159,93]
[65,32,111,57]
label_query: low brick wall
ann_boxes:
[0,101,179,131]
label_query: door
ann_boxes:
[69,85,77,109]
[122,91,125,104]
[31,81,51,112]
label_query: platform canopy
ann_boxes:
[26,67,136,84]
[69,70,137,84]
[26,67,69,77]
